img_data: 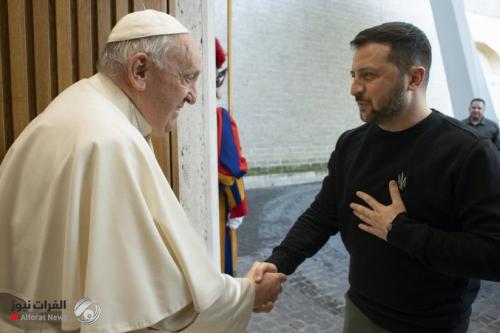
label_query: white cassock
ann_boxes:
[0,73,254,332]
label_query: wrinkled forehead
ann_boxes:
[167,34,201,69]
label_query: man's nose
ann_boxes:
[350,80,363,97]
[186,84,197,104]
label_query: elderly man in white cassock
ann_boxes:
[0,10,286,333]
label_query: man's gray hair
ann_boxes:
[97,34,177,76]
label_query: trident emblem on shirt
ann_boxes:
[397,172,407,191]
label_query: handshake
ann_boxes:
[244,262,287,313]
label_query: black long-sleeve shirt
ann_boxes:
[462,116,500,150]
[266,110,500,333]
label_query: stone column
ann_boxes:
[430,0,496,120]
[173,0,220,267]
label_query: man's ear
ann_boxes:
[408,66,426,91]
[127,53,149,92]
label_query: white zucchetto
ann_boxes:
[107,9,189,43]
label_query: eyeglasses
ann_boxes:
[216,68,227,88]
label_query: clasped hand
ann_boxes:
[244,262,286,313]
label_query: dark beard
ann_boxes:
[370,79,406,124]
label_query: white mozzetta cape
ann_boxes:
[0,74,253,332]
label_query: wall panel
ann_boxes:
[33,0,56,115]
[76,0,94,79]
[0,0,177,195]
[0,0,12,158]
[55,0,75,92]
[7,0,32,139]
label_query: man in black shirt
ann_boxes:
[462,98,500,150]
[253,22,500,333]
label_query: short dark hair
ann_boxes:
[470,98,485,106]
[350,22,432,86]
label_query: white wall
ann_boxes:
[175,0,220,265]
[466,12,500,119]
[215,0,453,173]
